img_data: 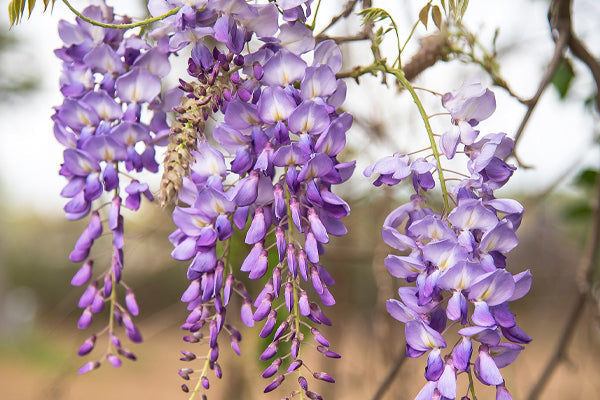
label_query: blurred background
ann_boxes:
[1,0,600,399]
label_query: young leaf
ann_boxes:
[432,5,442,29]
[440,0,447,13]
[551,58,575,99]
[8,0,55,27]
[419,3,431,29]
[27,0,36,16]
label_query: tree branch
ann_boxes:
[315,0,360,39]
[511,0,572,164]
[527,165,600,400]
[370,346,407,400]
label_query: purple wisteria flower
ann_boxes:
[147,1,352,398]
[54,2,172,373]
[368,79,530,400]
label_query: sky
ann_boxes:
[0,0,598,215]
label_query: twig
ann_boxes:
[370,346,407,400]
[527,163,600,400]
[510,0,572,166]
[318,32,369,44]
[568,34,600,113]
[316,0,360,38]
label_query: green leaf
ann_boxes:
[8,0,55,27]
[432,5,442,29]
[27,0,36,17]
[551,58,575,99]
[419,3,431,28]
[575,169,598,189]
[460,0,469,17]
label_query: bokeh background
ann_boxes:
[1,1,600,399]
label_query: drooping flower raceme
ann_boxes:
[145,1,353,398]
[365,78,531,400]
[54,3,173,373]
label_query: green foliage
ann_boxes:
[358,7,401,65]
[8,0,55,28]
[551,58,575,99]
[574,168,598,189]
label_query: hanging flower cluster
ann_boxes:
[365,78,531,400]
[53,2,176,373]
[115,0,353,398]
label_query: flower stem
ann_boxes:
[188,350,212,400]
[61,0,180,29]
[467,367,478,400]
[284,167,305,400]
[383,65,451,214]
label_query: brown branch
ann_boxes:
[370,345,408,400]
[315,0,360,39]
[568,34,600,113]
[317,32,369,44]
[527,164,600,400]
[511,0,572,163]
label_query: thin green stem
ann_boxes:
[61,0,180,29]
[284,167,305,400]
[309,0,323,30]
[467,368,478,400]
[384,66,451,214]
[106,270,117,353]
[188,350,212,400]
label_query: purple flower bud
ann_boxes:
[260,310,277,338]
[102,273,113,298]
[78,282,97,308]
[125,289,139,316]
[284,282,294,313]
[273,320,289,341]
[289,197,303,232]
[260,339,279,360]
[210,344,219,362]
[107,353,121,368]
[263,374,285,393]
[253,294,273,321]
[77,335,96,356]
[275,226,286,262]
[78,307,93,329]
[299,291,310,316]
[313,371,335,383]
[305,391,323,400]
[91,292,104,313]
[262,357,282,378]
[180,351,196,361]
[178,368,192,380]
[298,376,308,390]
[181,280,201,303]
[249,250,269,280]
[71,260,93,286]
[117,347,137,361]
[241,299,254,327]
[246,207,267,244]
[287,243,297,278]
[209,320,218,348]
[311,328,330,347]
[78,361,100,374]
[223,274,234,306]
[291,337,300,359]
[272,267,282,298]
[310,266,324,294]
[273,184,286,219]
[317,345,341,358]
[181,384,189,393]
[287,359,302,373]
[309,302,332,326]
[201,376,210,389]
